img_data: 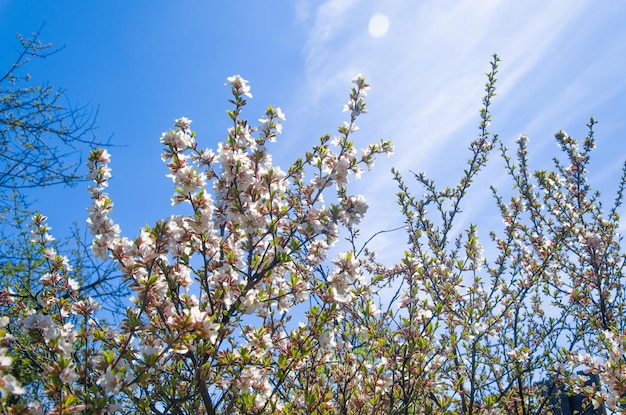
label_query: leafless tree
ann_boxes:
[0,27,127,316]
[0,26,104,194]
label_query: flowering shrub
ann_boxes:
[1,56,625,414]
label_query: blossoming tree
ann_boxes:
[1,56,625,414]
[2,73,392,414]
[356,56,626,413]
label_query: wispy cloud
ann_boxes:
[292,0,626,261]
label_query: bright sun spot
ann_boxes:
[368,13,390,38]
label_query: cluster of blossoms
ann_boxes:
[0,318,24,399]
[86,148,121,259]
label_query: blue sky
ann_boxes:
[2,1,626,263]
